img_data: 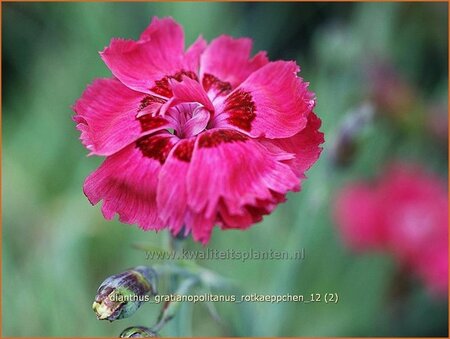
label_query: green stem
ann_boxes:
[151,277,198,334]
[160,232,191,336]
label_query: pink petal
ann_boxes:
[164,104,210,138]
[213,61,315,138]
[261,112,324,177]
[380,165,448,266]
[415,246,448,296]
[218,191,286,230]
[200,35,268,89]
[185,36,207,72]
[187,129,299,219]
[136,94,167,118]
[185,208,216,245]
[73,78,170,156]
[169,76,214,112]
[157,138,195,235]
[333,184,386,251]
[217,201,256,229]
[83,134,177,230]
[182,108,210,138]
[100,17,187,94]
[139,16,184,46]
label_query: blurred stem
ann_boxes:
[154,231,232,336]
[168,232,188,336]
[152,277,198,334]
[169,232,185,252]
[152,263,234,290]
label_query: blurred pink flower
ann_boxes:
[334,164,448,295]
[334,183,385,251]
[73,17,324,244]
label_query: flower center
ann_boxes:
[169,103,210,138]
[135,72,257,160]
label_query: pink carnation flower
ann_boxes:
[73,17,324,244]
[334,164,448,296]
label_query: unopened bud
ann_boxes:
[93,266,157,321]
[330,103,374,167]
[120,326,158,338]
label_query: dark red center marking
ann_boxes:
[150,70,198,98]
[138,95,166,112]
[136,135,173,164]
[198,130,247,148]
[138,115,168,132]
[202,73,232,96]
[223,89,256,132]
[173,139,195,162]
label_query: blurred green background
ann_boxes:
[3,2,448,337]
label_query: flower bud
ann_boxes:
[120,326,158,338]
[329,103,374,167]
[93,266,157,321]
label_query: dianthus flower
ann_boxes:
[74,17,324,244]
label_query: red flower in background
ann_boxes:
[73,17,324,244]
[334,164,448,296]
